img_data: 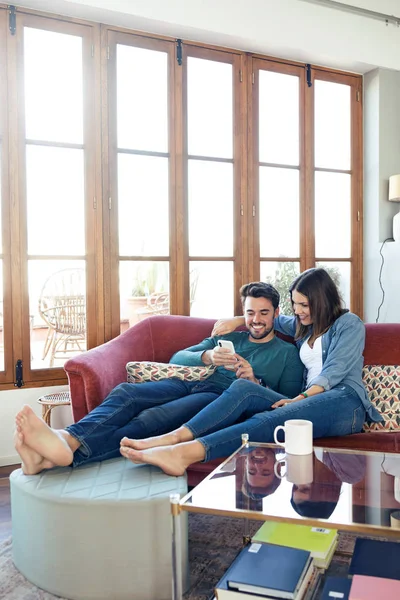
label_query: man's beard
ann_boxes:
[248,324,274,340]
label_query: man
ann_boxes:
[14,282,303,474]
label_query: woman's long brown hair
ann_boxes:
[289,268,347,340]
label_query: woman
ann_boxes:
[119,268,382,476]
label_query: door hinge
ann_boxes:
[14,359,24,388]
[252,205,256,217]
[240,204,244,216]
[357,210,360,221]
[109,197,112,210]
[176,39,182,66]
[91,44,94,57]
[356,90,360,102]
[306,64,312,88]
[239,70,243,83]
[107,46,110,60]
[252,72,255,85]
[93,197,97,210]
[8,5,16,36]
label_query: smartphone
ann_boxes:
[217,340,236,370]
[218,339,235,354]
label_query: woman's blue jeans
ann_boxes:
[66,380,222,466]
[184,379,366,462]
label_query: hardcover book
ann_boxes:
[321,576,352,600]
[214,542,312,600]
[349,539,400,581]
[252,521,338,568]
[350,574,400,600]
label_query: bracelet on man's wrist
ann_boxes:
[299,391,309,399]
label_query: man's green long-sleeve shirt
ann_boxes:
[171,331,303,398]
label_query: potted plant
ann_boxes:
[127,263,168,327]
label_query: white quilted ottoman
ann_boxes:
[10,457,189,600]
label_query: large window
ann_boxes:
[0,6,363,388]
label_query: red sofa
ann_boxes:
[64,315,400,486]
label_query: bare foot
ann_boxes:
[120,426,193,451]
[14,430,55,475]
[119,441,205,476]
[15,405,73,467]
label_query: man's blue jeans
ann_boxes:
[184,379,366,461]
[66,380,222,466]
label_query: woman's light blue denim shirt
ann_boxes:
[274,312,382,423]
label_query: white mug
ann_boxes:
[395,477,400,504]
[274,419,313,455]
[274,452,314,485]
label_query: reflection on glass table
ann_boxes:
[181,442,400,538]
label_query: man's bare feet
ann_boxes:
[14,430,55,475]
[15,405,73,467]
[119,441,206,476]
[120,426,193,451]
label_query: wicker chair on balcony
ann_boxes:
[38,268,86,367]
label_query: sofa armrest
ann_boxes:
[64,319,157,421]
[64,314,219,422]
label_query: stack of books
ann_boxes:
[214,542,315,599]
[321,538,400,600]
[252,521,338,569]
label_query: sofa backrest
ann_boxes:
[364,323,400,365]
[137,317,400,365]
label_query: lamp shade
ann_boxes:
[389,174,400,201]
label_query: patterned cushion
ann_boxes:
[362,365,400,432]
[126,361,216,384]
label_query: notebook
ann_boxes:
[350,574,400,600]
[321,576,352,600]
[349,539,400,580]
[216,542,312,599]
[252,521,338,567]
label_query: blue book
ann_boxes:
[216,542,312,599]
[321,576,351,600]
[349,539,400,581]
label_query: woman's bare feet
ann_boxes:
[119,440,206,476]
[120,426,194,451]
[14,430,55,475]
[15,405,73,467]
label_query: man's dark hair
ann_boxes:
[240,282,280,310]
[290,498,337,519]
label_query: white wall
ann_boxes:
[0,384,72,466]
[364,68,400,323]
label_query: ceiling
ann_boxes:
[12,0,400,73]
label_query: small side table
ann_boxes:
[37,391,71,426]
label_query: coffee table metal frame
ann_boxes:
[170,435,400,600]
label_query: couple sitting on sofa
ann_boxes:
[14,268,382,477]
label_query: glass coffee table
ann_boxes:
[170,437,400,600]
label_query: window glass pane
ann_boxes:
[0,145,2,251]
[260,261,300,316]
[315,172,351,258]
[29,260,86,369]
[259,167,299,257]
[189,261,233,317]
[26,146,85,255]
[120,261,169,333]
[259,70,299,166]
[118,155,169,256]
[188,161,233,257]
[316,262,351,308]
[24,27,83,144]
[315,80,351,170]
[188,57,232,158]
[117,45,168,152]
